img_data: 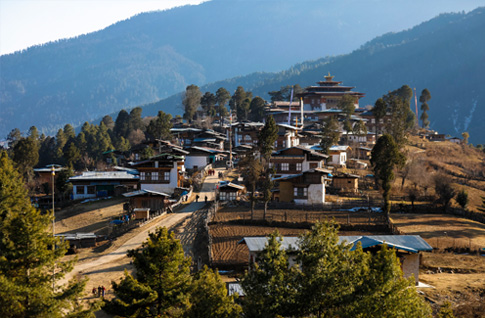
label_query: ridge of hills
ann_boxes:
[1,0,484,141]
[143,7,485,144]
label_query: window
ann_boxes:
[269,162,274,169]
[140,172,146,181]
[145,172,151,181]
[293,187,308,198]
[76,186,85,195]
[274,141,278,147]
[87,186,95,194]
[163,172,170,181]
[229,192,237,200]
[281,163,289,171]
[135,153,140,161]
[220,192,226,200]
[152,172,159,180]
[282,140,286,148]
[244,135,252,141]
[296,163,302,171]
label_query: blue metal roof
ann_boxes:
[240,235,432,253]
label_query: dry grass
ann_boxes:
[390,213,485,248]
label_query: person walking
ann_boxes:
[97,286,102,297]
[196,194,199,202]
[205,195,208,203]
[102,286,106,297]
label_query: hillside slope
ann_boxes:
[193,8,485,144]
[0,0,481,138]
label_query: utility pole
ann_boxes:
[414,87,419,128]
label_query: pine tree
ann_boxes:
[105,227,192,317]
[183,85,202,122]
[215,87,231,119]
[242,231,297,318]
[320,116,340,154]
[419,88,431,128]
[249,96,266,122]
[186,266,242,318]
[296,222,368,318]
[0,151,94,317]
[371,134,406,219]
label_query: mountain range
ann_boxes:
[0,0,484,143]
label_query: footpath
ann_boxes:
[58,166,225,295]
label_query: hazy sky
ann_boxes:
[0,0,206,55]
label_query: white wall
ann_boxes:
[185,155,208,170]
[294,184,325,205]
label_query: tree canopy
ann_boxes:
[0,151,95,317]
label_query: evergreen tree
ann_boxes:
[12,137,39,179]
[345,244,432,318]
[382,85,415,147]
[146,111,173,140]
[7,128,22,150]
[130,107,145,132]
[200,92,216,113]
[215,87,231,119]
[63,140,81,169]
[258,115,278,162]
[63,124,76,141]
[229,86,248,116]
[371,134,406,219]
[55,129,67,161]
[183,85,202,122]
[105,227,192,317]
[242,231,297,318]
[114,109,132,139]
[249,96,266,122]
[320,116,340,155]
[101,115,115,131]
[38,136,57,167]
[239,154,263,219]
[186,266,242,318]
[419,88,431,128]
[257,116,278,217]
[0,151,94,317]
[372,97,387,135]
[237,97,252,121]
[296,222,368,318]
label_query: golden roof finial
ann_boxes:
[324,72,334,81]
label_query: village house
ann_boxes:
[129,153,185,194]
[122,189,171,215]
[332,173,360,193]
[239,235,433,285]
[270,146,328,177]
[275,124,301,150]
[274,168,332,204]
[69,171,139,200]
[33,164,65,193]
[217,181,245,201]
[328,145,351,167]
[233,122,264,147]
[185,146,225,170]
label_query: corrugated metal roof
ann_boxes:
[69,171,139,181]
[239,237,300,252]
[240,235,432,253]
[122,189,170,197]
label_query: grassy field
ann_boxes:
[391,212,485,316]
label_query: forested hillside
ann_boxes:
[0,0,480,139]
[189,7,485,144]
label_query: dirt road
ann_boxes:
[59,167,226,294]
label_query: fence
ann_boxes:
[205,201,218,266]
